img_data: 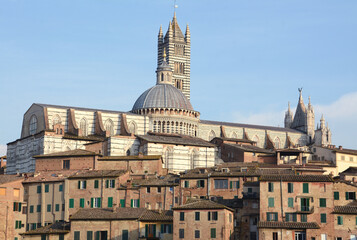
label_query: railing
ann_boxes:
[295,206,314,214]
[242,192,258,199]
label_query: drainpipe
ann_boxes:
[207,174,211,198]
[163,186,167,210]
[280,177,284,240]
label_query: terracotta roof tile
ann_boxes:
[34,149,99,158]
[333,206,357,214]
[225,143,275,154]
[258,221,320,229]
[259,175,333,182]
[139,210,173,222]
[68,170,127,179]
[22,170,77,183]
[70,208,146,220]
[0,175,23,185]
[173,199,233,212]
[21,222,70,235]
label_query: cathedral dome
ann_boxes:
[132,84,194,111]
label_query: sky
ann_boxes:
[1,0,357,156]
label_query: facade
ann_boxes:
[172,199,234,240]
[0,175,26,240]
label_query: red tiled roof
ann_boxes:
[258,221,319,229]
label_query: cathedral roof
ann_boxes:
[132,84,194,111]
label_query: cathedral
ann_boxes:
[6,14,332,174]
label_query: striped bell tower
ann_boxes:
[158,13,191,100]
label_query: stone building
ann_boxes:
[5,13,331,175]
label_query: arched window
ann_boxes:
[208,130,216,141]
[153,121,157,132]
[80,118,88,136]
[52,114,61,126]
[163,148,173,169]
[104,119,114,136]
[128,121,137,134]
[274,137,281,149]
[161,73,164,82]
[231,132,238,139]
[29,115,38,135]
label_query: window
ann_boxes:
[55,204,60,212]
[15,220,22,229]
[174,62,185,74]
[195,230,200,238]
[37,205,41,212]
[69,199,74,208]
[59,234,64,240]
[131,199,139,208]
[59,184,63,192]
[180,212,185,221]
[80,198,85,208]
[108,197,113,208]
[319,198,326,207]
[29,115,37,135]
[45,184,49,193]
[63,160,70,169]
[106,179,115,188]
[267,212,278,221]
[179,229,184,239]
[147,187,151,193]
[122,230,128,240]
[321,213,327,223]
[120,199,125,208]
[301,214,307,223]
[13,202,22,212]
[74,231,80,240]
[285,213,297,222]
[214,179,228,189]
[288,198,294,208]
[29,205,34,213]
[184,181,189,188]
[197,180,205,188]
[91,198,101,208]
[47,204,51,212]
[337,216,343,225]
[158,187,161,193]
[346,192,356,200]
[273,232,278,240]
[300,198,310,211]
[268,198,274,207]
[87,231,93,240]
[211,228,216,238]
[303,183,309,193]
[78,180,87,189]
[160,224,172,234]
[334,191,339,200]
[37,185,41,193]
[195,212,200,221]
[288,183,294,193]
[208,211,218,221]
[93,180,99,189]
[230,181,240,189]
[268,182,274,192]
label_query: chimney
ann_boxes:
[339,146,343,150]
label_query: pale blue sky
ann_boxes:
[1,0,357,155]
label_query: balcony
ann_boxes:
[295,206,314,214]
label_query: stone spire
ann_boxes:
[185,24,190,42]
[290,88,307,131]
[320,114,325,129]
[156,48,173,85]
[157,25,164,66]
[284,102,293,128]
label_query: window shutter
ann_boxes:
[238,180,240,188]
[153,224,156,237]
[84,180,87,189]
[346,192,349,200]
[13,202,16,211]
[69,199,74,208]
[161,224,164,233]
[59,184,63,192]
[94,180,98,189]
[78,181,81,189]
[137,199,140,207]
[145,224,148,238]
[334,192,339,200]
[168,224,172,233]
[108,197,113,208]
[98,198,101,208]
[106,180,109,188]
[208,212,211,221]
[230,181,233,189]
[80,198,84,208]
[120,199,125,208]
[95,231,100,240]
[131,199,133,208]
[113,180,115,187]
[91,198,94,208]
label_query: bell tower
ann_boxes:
[158,13,191,100]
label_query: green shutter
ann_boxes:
[55,204,60,211]
[80,198,85,208]
[95,232,100,240]
[120,199,125,208]
[37,185,41,193]
[84,180,87,189]
[131,199,133,208]
[13,202,16,211]
[161,224,164,233]
[184,181,189,188]
[230,181,233,189]
[30,205,34,213]
[268,198,274,207]
[288,198,293,208]
[303,183,309,193]
[87,231,93,240]
[108,197,113,208]
[94,180,99,189]
[334,191,339,200]
[74,231,80,240]
[153,224,156,237]
[59,184,63,192]
[168,224,172,233]
[137,199,140,208]
[211,228,216,238]
[338,216,343,225]
[69,199,74,208]
[18,202,22,212]
[346,192,349,200]
[321,213,326,223]
[45,184,49,192]
[237,180,240,188]
[106,180,109,188]
[145,224,148,238]
[91,198,94,208]
[320,198,326,207]
[78,181,81,189]
[355,216,357,225]
[112,180,115,187]
[97,198,101,208]
[47,204,51,212]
